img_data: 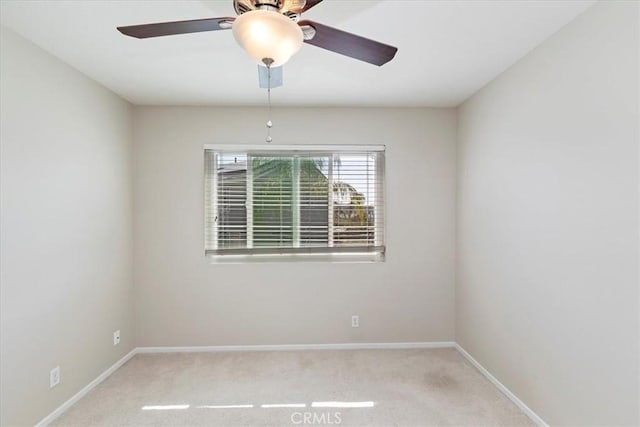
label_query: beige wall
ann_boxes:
[4,1,639,425]
[456,1,639,425]
[0,27,134,426]
[133,106,457,346]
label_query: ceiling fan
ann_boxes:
[117,0,398,67]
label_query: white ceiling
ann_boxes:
[0,0,594,107]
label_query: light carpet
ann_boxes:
[51,348,533,426]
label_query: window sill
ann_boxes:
[206,252,385,264]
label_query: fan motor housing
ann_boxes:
[234,0,302,19]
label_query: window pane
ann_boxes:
[252,156,293,247]
[217,153,247,249]
[332,154,377,246]
[300,156,329,247]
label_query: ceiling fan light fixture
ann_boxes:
[232,9,303,67]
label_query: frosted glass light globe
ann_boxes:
[232,10,303,67]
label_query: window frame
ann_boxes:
[204,144,386,263]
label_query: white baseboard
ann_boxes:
[454,344,548,427]
[137,341,455,353]
[35,348,137,427]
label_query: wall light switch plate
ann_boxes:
[351,315,360,328]
[50,366,60,388]
[113,330,120,346]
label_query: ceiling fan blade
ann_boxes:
[298,20,397,66]
[117,17,235,39]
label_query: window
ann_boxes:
[204,145,385,261]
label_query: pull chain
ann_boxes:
[263,58,274,143]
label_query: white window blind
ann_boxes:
[204,145,385,260]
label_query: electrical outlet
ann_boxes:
[50,366,60,388]
[351,315,359,328]
[113,330,120,346]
